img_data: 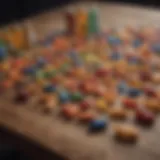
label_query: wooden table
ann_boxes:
[0,2,160,160]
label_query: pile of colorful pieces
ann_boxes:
[0,11,160,143]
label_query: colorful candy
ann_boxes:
[0,18,160,144]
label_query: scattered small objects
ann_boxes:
[0,10,159,144]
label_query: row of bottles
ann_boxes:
[65,8,99,37]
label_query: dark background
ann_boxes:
[0,0,159,25]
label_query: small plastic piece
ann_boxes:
[136,109,155,126]
[78,111,96,122]
[62,104,79,119]
[96,98,108,112]
[122,98,138,110]
[144,87,157,98]
[117,81,128,95]
[59,91,70,104]
[145,99,160,113]
[114,125,138,143]
[109,108,127,120]
[43,84,56,93]
[127,88,142,98]
[89,118,107,132]
[70,92,83,102]
[95,68,110,78]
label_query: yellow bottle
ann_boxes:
[75,9,88,38]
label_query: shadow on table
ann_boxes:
[0,127,65,160]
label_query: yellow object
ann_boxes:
[96,98,108,112]
[6,26,28,50]
[1,62,10,71]
[85,54,100,63]
[75,9,88,37]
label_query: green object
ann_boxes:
[88,9,99,35]
[0,38,8,49]
[71,92,84,102]
[44,71,52,79]
[60,63,70,73]
[36,70,44,79]
[44,70,57,79]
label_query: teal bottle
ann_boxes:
[88,8,99,35]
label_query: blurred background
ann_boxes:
[0,0,159,25]
[0,0,159,160]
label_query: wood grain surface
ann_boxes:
[0,2,160,160]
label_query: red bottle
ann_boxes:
[65,11,75,34]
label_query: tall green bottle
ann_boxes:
[88,8,99,35]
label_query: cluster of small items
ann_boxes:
[0,8,160,144]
